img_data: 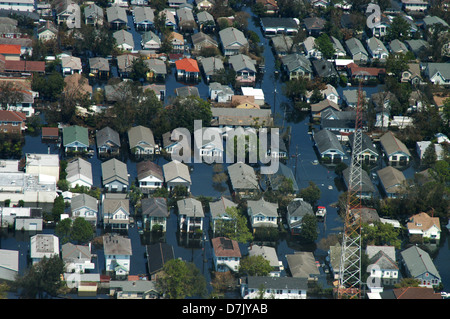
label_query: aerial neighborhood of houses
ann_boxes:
[0,0,448,303]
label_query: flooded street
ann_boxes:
[1,4,449,299]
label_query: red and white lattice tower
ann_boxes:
[337,82,364,299]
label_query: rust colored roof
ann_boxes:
[212,237,241,258]
[393,287,442,299]
[5,60,45,72]
[175,58,199,73]
[347,62,385,77]
[42,127,59,137]
[0,44,21,55]
[0,110,26,121]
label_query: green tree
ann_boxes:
[299,181,321,207]
[421,143,437,168]
[167,96,212,132]
[31,71,65,101]
[299,214,318,242]
[70,217,94,244]
[52,195,65,222]
[55,218,72,244]
[315,34,335,60]
[156,259,207,299]
[386,16,411,41]
[239,255,273,276]
[214,207,253,243]
[362,222,402,249]
[14,255,65,299]
[130,58,150,81]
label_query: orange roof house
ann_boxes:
[0,44,21,60]
[175,58,200,81]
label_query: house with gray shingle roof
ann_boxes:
[209,196,238,236]
[133,6,154,31]
[405,39,429,57]
[106,5,127,29]
[89,57,110,79]
[191,31,217,51]
[228,54,257,87]
[196,10,215,32]
[103,233,132,275]
[366,245,399,289]
[423,62,450,85]
[113,29,134,51]
[389,39,408,56]
[331,36,346,58]
[163,160,191,191]
[70,193,98,227]
[201,57,225,84]
[141,31,161,50]
[144,58,166,81]
[102,194,130,230]
[366,37,389,61]
[136,160,164,192]
[400,245,441,288]
[227,162,259,198]
[177,198,204,232]
[66,157,93,189]
[127,125,156,156]
[84,3,103,26]
[313,129,345,162]
[377,166,406,198]
[141,197,169,231]
[96,126,120,156]
[176,7,196,32]
[286,198,314,234]
[379,131,411,163]
[247,198,279,231]
[348,132,379,163]
[345,38,369,63]
[280,53,312,80]
[218,27,248,56]
[101,158,129,192]
[342,167,375,199]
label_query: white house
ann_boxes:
[248,245,283,277]
[30,234,60,265]
[102,193,130,230]
[136,161,164,192]
[177,198,204,233]
[366,245,399,293]
[240,276,308,299]
[407,212,441,241]
[212,237,241,272]
[247,198,279,232]
[66,158,93,189]
[70,193,98,227]
[103,234,132,278]
[62,242,95,274]
[0,249,19,281]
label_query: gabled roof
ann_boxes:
[102,193,130,216]
[175,58,199,73]
[128,125,155,149]
[228,162,258,191]
[84,3,104,19]
[0,44,20,55]
[71,193,97,211]
[89,57,110,72]
[163,160,191,183]
[133,6,154,24]
[407,212,441,233]
[281,53,312,73]
[177,197,204,217]
[136,160,163,182]
[380,131,411,157]
[113,29,134,47]
[0,110,26,122]
[103,234,132,256]
[287,198,313,217]
[400,245,440,280]
[228,54,256,73]
[201,56,224,75]
[141,197,168,217]
[63,125,89,147]
[106,5,127,23]
[209,196,237,219]
[247,198,278,217]
[96,126,120,148]
[212,237,241,257]
[66,157,92,184]
[343,167,375,194]
[377,166,406,192]
[218,27,248,49]
[101,158,129,185]
[345,37,368,56]
[313,129,344,154]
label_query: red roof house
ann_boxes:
[0,44,21,60]
[175,58,200,81]
[346,62,385,81]
[0,110,26,134]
